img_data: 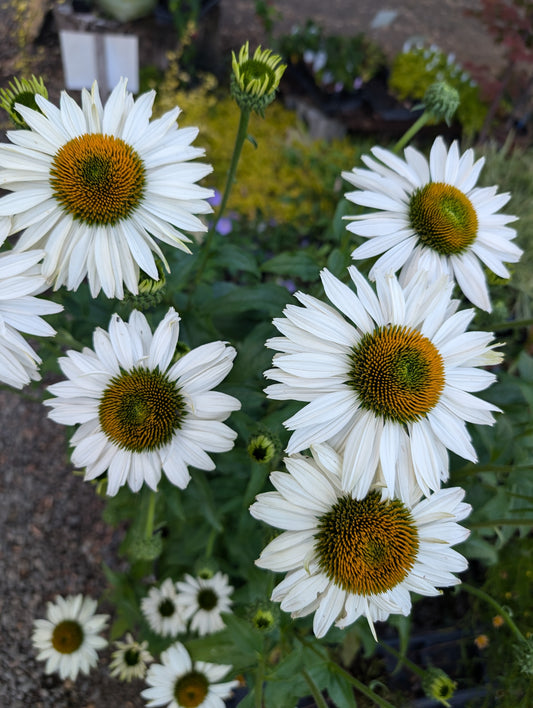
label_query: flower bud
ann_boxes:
[231,42,286,116]
[124,262,167,310]
[0,75,48,128]
[247,432,278,464]
[421,667,457,707]
[423,81,460,125]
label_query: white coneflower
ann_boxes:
[32,594,108,680]
[265,267,501,497]
[0,248,62,388]
[0,77,214,298]
[45,307,240,495]
[251,444,471,639]
[343,136,522,311]
[141,642,239,708]
[141,578,186,638]
[176,572,233,636]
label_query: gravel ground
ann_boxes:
[0,1,504,706]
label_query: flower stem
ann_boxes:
[392,111,432,154]
[379,641,425,680]
[460,582,526,642]
[254,659,265,708]
[144,490,157,540]
[301,668,329,708]
[193,106,251,285]
[486,318,533,331]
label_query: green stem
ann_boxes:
[193,107,251,285]
[452,464,523,477]
[144,490,157,540]
[254,659,265,708]
[485,318,533,331]
[299,637,395,708]
[392,110,432,154]
[460,582,526,642]
[469,518,533,528]
[205,528,217,559]
[379,642,425,680]
[301,668,329,708]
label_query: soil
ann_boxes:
[0,1,506,707]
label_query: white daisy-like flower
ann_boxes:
[265,267,501,497]
[44,307,241,495]
[109,632,153,682]
[0,247,62,388]
[250,444,471,639]
[141,578,186,638]
[0,77,214,299]
[343,136,522,311]
[141,641,239,708]
[32,594,108,680]
[176,572,233,636]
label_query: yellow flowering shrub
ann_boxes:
[154,63,366,224]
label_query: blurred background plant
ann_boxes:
[388,41,488,140]
[277,19,387,94]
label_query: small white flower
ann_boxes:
[44,307,241,495]
[0,247,62,388]
[265,267,501,498]
[250,444,471,640]
[141,641,239,708]
[176,572,233,636]
[32,594,108,680]
[141,578,186,638]
[0,77,214,299]
[343,136,522,311]
[109,632,153,682]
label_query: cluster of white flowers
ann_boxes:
[253,136,521,639]
[3,65,520,703]
[0,77,243,706]
[31,595,237,707]
[141,573,233,639]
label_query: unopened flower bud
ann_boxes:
[247,431,278,464]
[0,75,48,128]
[421,667,457,707]
[514,638,533,676]
[124,262,167,310]
[231,42,286,116]
[423,81,460,125]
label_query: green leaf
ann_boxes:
[326,247,349,277]
[216,243,260,276]
[218,612,264,656]
[204,284,290,317]
[261,252,320,281]
[518,351,533,383]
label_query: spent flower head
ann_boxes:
[0,75,48,128]
[231,42,286,115]
[423,80,460,125]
